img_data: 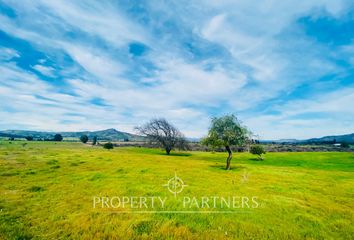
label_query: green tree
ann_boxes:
[25,136,33,141]
[53,134,63,142]
[80,135,88,143]
[250,145,266,160]
[202,114,250,170]
[92,136,97,145]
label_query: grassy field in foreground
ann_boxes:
[0,141,353,239]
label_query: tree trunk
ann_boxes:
[225,145,232,170]
[166,148,171,155]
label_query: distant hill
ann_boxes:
[261,139,300,144]
[0,128,145,141]
[261,133,354,144]
[306,133,354,144]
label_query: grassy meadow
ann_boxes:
[0,141,353,239]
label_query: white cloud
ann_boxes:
[2,0,150,46]
[31,64,55,77]
[61,44,127,85]
[244,88,354,139]
[0,47,20,60]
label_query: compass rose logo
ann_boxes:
[163,172,187,197]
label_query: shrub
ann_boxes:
[80,135,88,143]
[250,145,266,160]
[103,142,114,150]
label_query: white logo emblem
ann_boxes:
[163,172,187,197]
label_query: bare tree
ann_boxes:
[136,118,188,155]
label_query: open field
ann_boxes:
[0,141,353,239]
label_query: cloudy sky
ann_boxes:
[0,0,353,139]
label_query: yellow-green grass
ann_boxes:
[0,141,353,239]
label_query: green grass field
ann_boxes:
[0,141,353,239]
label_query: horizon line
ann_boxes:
[0,128,353,141]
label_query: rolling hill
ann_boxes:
[306,133,354,144]
[0,128,145,141]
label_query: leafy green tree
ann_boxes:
[250,145,266,160]
[202,114,250,170]
[341,142,350,148]
[103,142,114,149]
[92,136,97,145]
[80,135,88,143]
[53,134,63,142]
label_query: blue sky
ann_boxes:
[0,0,353,139]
